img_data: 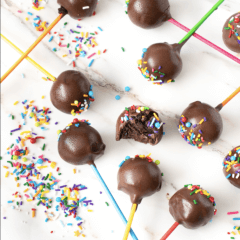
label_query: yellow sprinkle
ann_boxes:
[153,113,159,121]
[232,231,236,235]
[5,171,9,177]
[74,230,81,237]
[73,169,76,174]
[78,225,83,230]
[27,199,33,202]
[17,183,20,187]
[50,162,56,169]
[15,195,18,198]
[42,77,48,81]
[82,234,86,237]
[87,44,92,48]
[199,119,204,124]
[97,50,101,55]
[3,166,8,169]
[25,17,29,21]
[208,142,211,145]
[62,54,67,57]
[88,210,93,212]
[41,95,45,99]
[24,188,29,192]
[81,32,84,37]
[92,39,98,46]
[85,32,88,38]
[37,166,48,169]
[32,6,44,11]
[20,131,31,135]
[49,172,52,179]
[14,101,19,105]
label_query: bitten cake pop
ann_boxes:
[116,105,164,145]
[222,12,240,53]
[50,70,94,116]
[126,0,171,29]
[178,101,223,149]
[57,0,98,19]
[57,119,138,240]
[118,154,162,239]
[223,146,240,189]
[160,184,217,240]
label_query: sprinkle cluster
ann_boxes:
[70,85,95,116]
[224,13,240,46]
[227,211,240,238]
[178,115,211,149]
[223,147,240,180]
[137,48,175,85]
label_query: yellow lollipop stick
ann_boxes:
[1,34,56,82]
[123,204,137,240]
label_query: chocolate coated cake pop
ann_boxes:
[117,155,162,204]
[50,70,94,115]
[57,119,106,165]
[138,43,184,85]
[126,0,171,29]
[169,184,217,229]
[116,106,164,145]
[58,0,98,19]
[222,12,240,53]
[178,101,223,149]
[223,146,240,189]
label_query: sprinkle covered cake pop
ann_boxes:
[222,12,240,53]
[138,42,184,85]
[57,119,106,166]
[50,70,94,116]
[169,184,217,229]
[126,0,171,29]
[178,101,223,149]
[118,155,162,204]
[116,105,164,145]
[58,0,98,19]
[223,146,240,189]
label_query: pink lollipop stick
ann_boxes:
[168,18,240,65]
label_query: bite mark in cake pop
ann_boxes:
[116,106,164,145]
[223,146,240,189]
[117,154,162,204]
[169,184,217,229]
[178,101,223,149]
[223,13,240,53]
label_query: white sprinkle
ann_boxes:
[22,73,25,78]
[82,6,90,9]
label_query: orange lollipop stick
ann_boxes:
[1,14,63,83]
[216,86,240,111]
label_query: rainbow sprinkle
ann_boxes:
[224,13,240,46]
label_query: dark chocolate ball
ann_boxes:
[50,70,94,115]
[169,185,216,229]
[222,12,240,53]
[57,0,98,19]
[223,146,240,189]
[178,101,223,148]
[138,43,183,85]
[116,105,163,145]
[127,0,171,29]
[58,119,106,165]
[117,155,162,204]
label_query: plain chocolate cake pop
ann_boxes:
[50,70,94,115]
[57,119,106,166]
[58,0,98,19]
[126,0,171,29]
[178,101,223,149]
[223,146,240,189]
[169,184,217,229]
[116,105,164,145]
[222,12,240,53]
[117,155,162,204]
[138,42,184,85]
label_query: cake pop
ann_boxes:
[137,0,225,85]
[160,184,217,240]
[50,70,94,115]
[222,12,240,53]
[223,146,240,189]
[116,106,164,146]
[118,154,162,239]
[126,0,171,29]
[58,0,98,19]
[57,119,138,240]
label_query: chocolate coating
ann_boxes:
[223,146,240,189]
[116,106,163,145]
[222,12,240,53]
[127,0,171,29]
[169,185,216,229]
[178,101,223,148]
[58,0,98,19]
[58,119,106,165]
[138,43,183,85]
[50,70,94,115]
[117,156,162,204]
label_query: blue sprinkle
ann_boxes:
[125,86,130,92]
[56,197,61,203]
[45,218,49,222]
[27,12,33,16]
[21,73,25,78]
[49,36,54,42]
[89,91,94,97]
[75,123,80,127]
[67,223,73,226]
[37,159,43,165]
[115,95,121,100]
[88,59,94,67]
[142,48,147,53]
[186,122,192,128]
[125,156,131,160]
[226,174,231,179]
[98,27,103,31]
[119,161,125,167]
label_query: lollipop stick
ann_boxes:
[160,222,179,240]
[123,204,137,240]
[1,14,62,83]
[90,165,138,240]
[1,34,56,82]
[178,0,224,44]
[168,19,240,65]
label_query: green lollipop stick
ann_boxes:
[178,0,225,44]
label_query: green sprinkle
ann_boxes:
[37,200,41,206]
[42,144,45,151]
[190,189,197,195]
[58,173,62,175]
[64,22,68,25]
[125,11,128,14]
[16,202,19,205]
[0,157,2,160]
[155,160,160,165]
[121,47,125,52]
[7,161,13,167]
[90,33,95,35]
[105,202,109,206]
[10,144,14,148]
[161,173,164,176]
[224,27,231,30]
[74,31,80,34]
[67,43,70,48]
[44,174,49,181]
[193,200,197,204]
[17,177,19,180]
[12,115,14,120]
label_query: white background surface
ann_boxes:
[1,0,240,240]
